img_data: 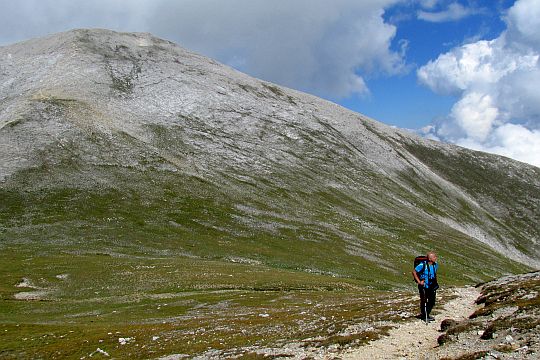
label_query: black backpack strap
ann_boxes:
[418,261,426,284]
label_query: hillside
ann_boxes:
[0,29,539,358]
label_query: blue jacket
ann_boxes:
[415,262,438,289]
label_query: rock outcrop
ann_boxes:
[438,272,540,359]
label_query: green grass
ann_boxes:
[0,247,422,358]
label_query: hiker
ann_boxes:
[412,251,439,322]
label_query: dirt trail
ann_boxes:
[340,286,482,360]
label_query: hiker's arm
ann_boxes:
[412,270,424,285]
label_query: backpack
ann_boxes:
[413,255,428,282]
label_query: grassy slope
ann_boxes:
[0,145,529,358]
[1,155,526,285]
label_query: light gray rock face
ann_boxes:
[0,29,539,276]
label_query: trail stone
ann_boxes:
[440,319,459,332]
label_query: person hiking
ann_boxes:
[412,251,439,322]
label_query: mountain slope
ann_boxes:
[2,27,540,360]
[1,28,539,288]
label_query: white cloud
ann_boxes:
[456,124,540,167]
[417,2,475,23]
[417,37,538,95]
[419,0,440,10]
[418,40,498,95]
[450,92,499,142]
[0,0,406,100]
[417,0,540,168]
[506,0,540,48]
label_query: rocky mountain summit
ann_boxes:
[1,29,538,279]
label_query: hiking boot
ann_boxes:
[427,316,435,322]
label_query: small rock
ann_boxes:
[440,319,459,332]
[118,337,133,345]
[477,330,485,336]
[89,348,109,357]
[505,335,514,343]
[152,336,159,341]
[328,344,339,352]
[16,278,34,288]
[437,333,451,346]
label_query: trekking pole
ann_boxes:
[422,287,428,325]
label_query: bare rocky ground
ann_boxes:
[340,286,481,360]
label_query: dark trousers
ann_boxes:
[418,285,436,316]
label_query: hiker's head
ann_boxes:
[427,251,437,263]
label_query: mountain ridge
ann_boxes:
[1,28,539,278]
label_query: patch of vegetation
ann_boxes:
[263,84,285,97]
[262,84,297,105]
[37,97,78,107]
[238,83,259,94]
[480,315,540,340]
[238,353,295,359]
[236,83,297,105]
[303,326,392,348]
[106,60,141,94]
[2,118,24,128]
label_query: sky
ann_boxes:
[1,0,539,167]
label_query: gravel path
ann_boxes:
[340,286,482,360]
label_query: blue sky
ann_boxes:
[346,0,512,129]
[1,0,539,166]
